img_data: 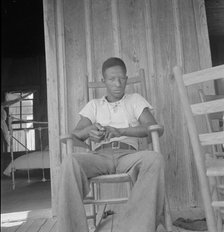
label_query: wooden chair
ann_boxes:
[61,69,173,231]
[173,65,224,232]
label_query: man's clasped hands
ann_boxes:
[89,123,121,143]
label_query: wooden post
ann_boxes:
[56,0,68,137]
[84,0,94,82]
[172,0,196,207]
[111,0,121,57]
[43,0,61,216]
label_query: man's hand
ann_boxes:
[103,126,121,141]
[88,123,106,142]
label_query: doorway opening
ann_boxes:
[1,0,51,216]
[205,0,224,95]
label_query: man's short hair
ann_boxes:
[102,57,127,76]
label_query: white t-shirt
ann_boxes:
[79,93,153,150]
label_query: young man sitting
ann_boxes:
[58,57,165,232]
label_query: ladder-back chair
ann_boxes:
[173,65,224,232]
[61,69,172,231]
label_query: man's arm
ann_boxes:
[103,108,162,141]
[72,116,105,142]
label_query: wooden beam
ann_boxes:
[43,0,61,216]
[56,0,68,136]
[144,0,155,103]
[84,0,94,82]
[172,0,184,67]
[172,0,195,207]
[111,0,121,57]
[192,0,212,69]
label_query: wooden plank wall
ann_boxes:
[43,0,213,213]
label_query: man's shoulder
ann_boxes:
[125,93,145,102]
[88,97,103,104]
[86,97,105,108]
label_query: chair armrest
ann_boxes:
[60,134,73,144]
[148,124,164,134]
[147,124,164,153]
[60,134,74,154]
[60,133,90,154]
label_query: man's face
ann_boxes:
[102,65,127,102]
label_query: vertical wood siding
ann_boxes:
[43,0,213,211]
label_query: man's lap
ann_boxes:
[69,149,162,179]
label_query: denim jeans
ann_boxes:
[57,148,165,232]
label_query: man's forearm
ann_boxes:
[72,125,94,141]
[119,123,158,138]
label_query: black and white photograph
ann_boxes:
[1,0,224,232]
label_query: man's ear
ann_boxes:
[101,78,105,83]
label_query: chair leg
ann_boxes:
[217,210,222,232]
[91,182,97,227]
[126,181,133,196]
[96,182,101,212]
[94,204,107,232]
[208,175,224,232]
[164,192,173,232]
[92,182,109,232]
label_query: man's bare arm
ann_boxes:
[72,116,105,142]
[120,108,158,137]
[103,108,162,141]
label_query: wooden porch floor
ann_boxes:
[1,178,209,232]
[1,217,209,232]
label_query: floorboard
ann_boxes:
[14,219,34,232]
[38,218,57,232]
[49,220,57,232]
[28,218,47,232]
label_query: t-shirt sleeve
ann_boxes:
[132,93,153,119]
[79,100,96,124]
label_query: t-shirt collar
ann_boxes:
[101,94,126,105]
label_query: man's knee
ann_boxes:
[141,151,165,167]
[61,153,83,171]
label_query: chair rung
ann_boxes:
[86,215,96,220]
[90,173,131,183]
[212,201,224,208]
[206,159,224,176]
[85,196,94,200]
[199,131,224,146]
[84,198,128,205]
[206,169,224,176]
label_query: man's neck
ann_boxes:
[105,94,125,103]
